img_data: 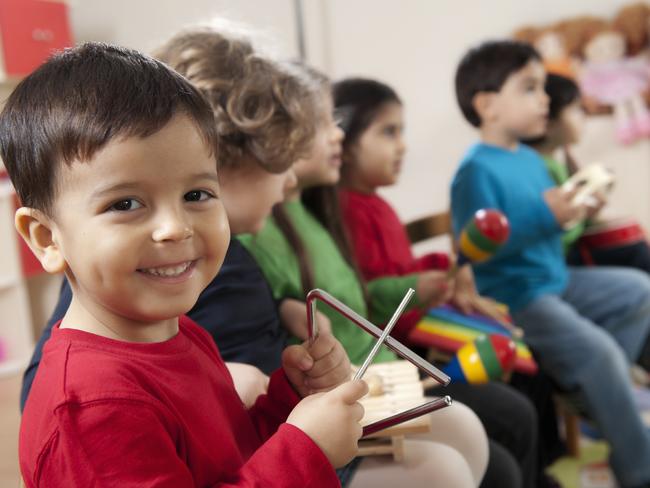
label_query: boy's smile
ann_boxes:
[48,114,230,341]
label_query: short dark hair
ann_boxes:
[455,40,541,127]
[0,42,218,215]
[333,78,401,152]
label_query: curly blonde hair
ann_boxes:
[153,26,320,173]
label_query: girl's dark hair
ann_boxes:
[545,73,580,121]
[522,73,580,147]
[332,77,401,153]
[272,70,369,301]
[273,185,369,302]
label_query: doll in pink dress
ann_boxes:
[579,27,650,144]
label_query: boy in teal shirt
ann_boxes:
[451,40,650,488]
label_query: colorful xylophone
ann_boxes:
[408,304,538,375]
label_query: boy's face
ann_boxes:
[219,163,297,235]
[48,114,229,325]
[487,60,549,140]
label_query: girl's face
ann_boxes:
[556,99,585,145]
[219,161,296,234]
[293,95,344,189]
[345,101,406,191]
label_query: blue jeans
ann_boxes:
[513,266,650,488]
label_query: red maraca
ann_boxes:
[457,209,510,267]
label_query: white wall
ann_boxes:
[65,0,650,234]
[305,0,646,226]
[68,0,299,57]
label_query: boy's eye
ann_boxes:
[109,199,142,212]
[383,125,400,137]
[184,190,214,202]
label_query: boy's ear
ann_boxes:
[14,207,67,274]
[473,92,498,124]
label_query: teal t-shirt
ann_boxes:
[238,200,419,365]
[451,143,568,312]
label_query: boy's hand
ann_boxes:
[287,380,367,468]
[279,298,332,340]
[450,265,510,324]
[544,187,587,226]
[586,191,607,219]
[282,332,352,397]
[416,270,454,308]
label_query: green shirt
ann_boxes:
[542,154,586,252]
[238,200,419,365]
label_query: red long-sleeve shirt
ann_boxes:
[340,189,450,340]
[20,316,339,487]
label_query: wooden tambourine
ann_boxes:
[561,163,615,229]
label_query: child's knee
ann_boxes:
[421,401,489,480]
[580,332,630,376]
[616,267,650,306]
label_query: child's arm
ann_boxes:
[31,397,342,487]
[278,298,332,340]
[245,331,352,437]
[342,192,450,277]
[341,201,392,280]
[364,271,453,341]
[451,162,563,258]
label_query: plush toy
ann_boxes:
[514,24,577,79]
[613,2,650,56]
[578,22,650,144]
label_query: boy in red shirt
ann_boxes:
[2,42,365,487]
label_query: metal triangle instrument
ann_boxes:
[306,288,452,437]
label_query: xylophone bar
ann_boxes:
[362,396,452,437]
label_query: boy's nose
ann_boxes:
[332,124,345,143]
[152,211,193,242]
[540,91,550,106]
[397,136,407,155]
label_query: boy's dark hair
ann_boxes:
[0,42,218,215]
[332,78,401,152]
[455,40,541,127]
